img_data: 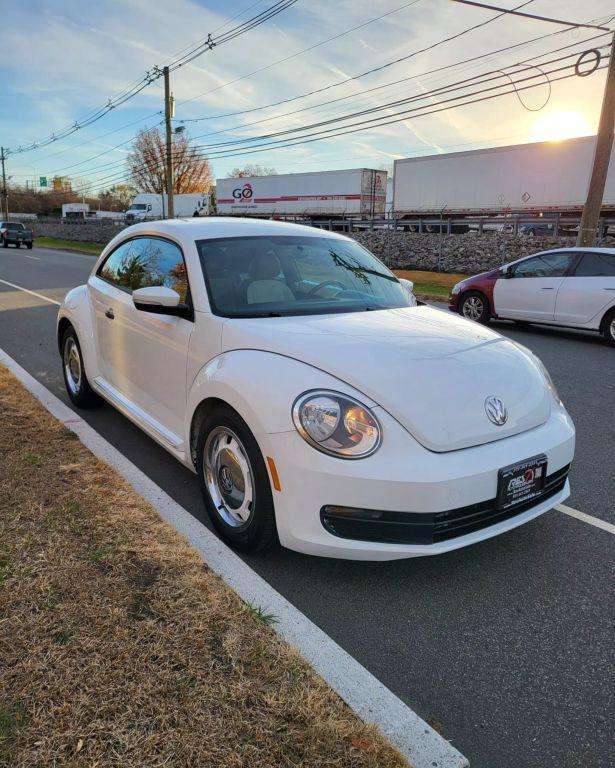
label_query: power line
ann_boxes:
[178,0,424,106]
[5,0,299,157]
[185,32,609,143]
[187,59,607,162]
[448,0,610,31]
[189,47,607,154]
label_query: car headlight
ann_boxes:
[451,282,463,294]
[512,342,561,404]
[292,390,381,458]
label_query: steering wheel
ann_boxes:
[306,280,347,297]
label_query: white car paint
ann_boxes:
[57,218,575,560]
[493,248,615,330]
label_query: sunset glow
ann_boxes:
[530,111,593,143]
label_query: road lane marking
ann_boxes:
[0,278,61,306]
[0,345,469,768]
[24,254,41,261]
[556,503,615,535]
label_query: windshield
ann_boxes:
[129,204,147,211]
[196,235,413,318]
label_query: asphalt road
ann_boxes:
[1,245,614,768]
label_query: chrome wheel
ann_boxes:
[610,318,615,340]
[204,427,254,529]
[63,337,82,396]
[462,295,484,321]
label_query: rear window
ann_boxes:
[574,252,615,277]
[5,223,25,231]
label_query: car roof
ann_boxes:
[510,246,615,266]
[119,217,350,242]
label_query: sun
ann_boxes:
[530,111,593,143]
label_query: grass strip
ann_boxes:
[0,366,409,768]
[393,269,468,299]
[35,237,104,255]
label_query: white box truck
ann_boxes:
[125,193,212,221]
[62,203,89,219]
[216,169,387,218]
[393,136,614,217]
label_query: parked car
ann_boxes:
[450,248,615,346]
[1,221,33,249]
[57,219,574,560]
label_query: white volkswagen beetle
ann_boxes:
[57,219,575,560]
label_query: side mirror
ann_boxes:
[132,286,191,318]
[399,278,417,306]
[501,267,513,278]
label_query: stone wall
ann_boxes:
[347,231,576,273]
[34,219,606,275]
[35,219,126,244]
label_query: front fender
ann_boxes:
[57,285,98,376]
[187,349,378,440]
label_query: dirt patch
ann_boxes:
[0,366,409,768]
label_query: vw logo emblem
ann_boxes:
[219,466,234,493]
[485,396,508,426]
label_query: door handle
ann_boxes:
[541,287,554,290]
[104,308,115,320]
[604,287,615,291]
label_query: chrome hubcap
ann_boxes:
[204,427,254,529]
[463,296,484,320]
[610,318,615,339]
[63,338,82,395]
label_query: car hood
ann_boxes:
[221,306,551,452]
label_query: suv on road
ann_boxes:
[1,221,34,249]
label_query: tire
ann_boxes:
[2,239,7,248]
[61,327,101,408]
[15,241,20,249]
[602,309,615,347]
[26,242,33,250]
[196,405,277,553]
[459,291,491,324]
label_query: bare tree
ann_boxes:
[100,183,137,210]
[127,128,213,194]
[228,164,277,178]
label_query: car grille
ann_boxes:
[320,464,570,546]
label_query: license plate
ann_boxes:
[497,454,548,510]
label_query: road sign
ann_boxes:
[39,176,47,188]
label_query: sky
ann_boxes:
[0,0,613,195]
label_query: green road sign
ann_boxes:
[39,176,47,187]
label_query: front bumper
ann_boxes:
[448,291,460,311]
[261,405,575,560]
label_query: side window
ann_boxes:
[573,252,615,277]
[98,237,189,302]
[513,252,574,278]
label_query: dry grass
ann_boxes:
[393,269,468,299]
[0,366,409,768]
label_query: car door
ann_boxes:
[89,236,194,448]
[554,251,615,327]
[493,251,576,321]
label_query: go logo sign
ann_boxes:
[232,183,253,200]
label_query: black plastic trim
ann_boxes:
[320,464,570,545]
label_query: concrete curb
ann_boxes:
[0,347,470,768]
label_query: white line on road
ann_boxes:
[24,254,41,261]
[0,278,61,306]
[556,503,615,535]
[0,346,469,768]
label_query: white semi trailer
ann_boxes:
[393,135,613,217]
[216,168,387,218]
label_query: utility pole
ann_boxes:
[577,33,615,246]
[1,147,9,220]
[163,66,175,220]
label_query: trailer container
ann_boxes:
[393,136,613,217]
[216,169,387,218]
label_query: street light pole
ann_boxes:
[1,147,9,220]
[577,33,615,246]
[163,66,175,220]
